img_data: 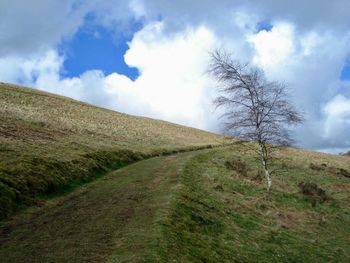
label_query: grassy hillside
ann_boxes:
[1,82,349,262]
[157,145,350,262]
[0,145,349,262]
[0,83,223,220]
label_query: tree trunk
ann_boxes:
[264,166,272,192]
[259,143,272,191]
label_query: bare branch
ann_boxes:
[208,48,304,191]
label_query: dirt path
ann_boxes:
[0,150,203,263]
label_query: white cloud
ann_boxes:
[0,0,86,56]
[106,22,220,129]
[323,95,350,146]
[0,49,112,108]
[1,1,350,152]
[0,22,221,131]
[248,22,295,70]
[135,0,350,36]
[0,50,63,85]
[242,18,350,151]
[0,0,142,57]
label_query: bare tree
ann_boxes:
[208,49,303,191]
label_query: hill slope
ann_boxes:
[0,145,349,262]
[1,83,350,262]
[0,83,223,219]
[159,146,350,262]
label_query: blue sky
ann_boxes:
[1,0,350,153]
[60,21,140,80]
[340,59,350,80]
[256,20,273,32]
[61,18,350,82]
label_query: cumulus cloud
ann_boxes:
[0,0,143,57]
[138,0,350,33]
[247,20,350,151]
[1,0,350,152]
[0,0,86,56]
[0,48,113,108]
[323,95,350,147]
[248,23,295,71]
[0,22,221,130]
[245,0,350,31]
[106,22,220,129]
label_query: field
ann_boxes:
[1,145,349,262]
[158,145,350,262]
[0,83,223,220]
[1,83,350,262]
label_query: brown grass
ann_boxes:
[0,83,226,220]
[0,83,224,151]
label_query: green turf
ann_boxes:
[155,145,350,262]
[1,145,349,262]
[0,151,202,262]
[1,83,350,262]
[0,83,224,220]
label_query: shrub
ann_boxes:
[309,163,327,171]
[337,168,350,178]
[225,159,247,176]
[298,181,329,207]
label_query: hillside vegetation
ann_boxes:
[0,83,223,220]
[1,83,349,262]
[157,146,350,262]
[0,145,349,262]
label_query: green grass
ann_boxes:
[0,150,204,263]
[1,83,350,262]
[155,145,350,262]
[0,83,224,220]
[1,145,349,262]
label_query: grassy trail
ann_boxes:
[1,145,349,262]
[1,83,224,220]
[0,150,203,262]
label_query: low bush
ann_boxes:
[309,163,327,171]
[298,181,329,207]
[225,159,248,176]
[336,168,350,178]
[309,163,350,178]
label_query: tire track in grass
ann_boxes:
[0,150,206,263]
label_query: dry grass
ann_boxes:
[0,83,225,220]
[1,83,349,262]
[0,83,223,152]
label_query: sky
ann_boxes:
[1,0,350,153]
